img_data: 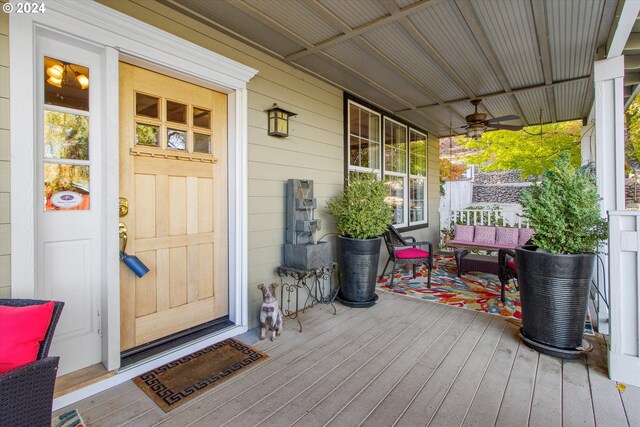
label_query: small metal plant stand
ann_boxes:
[276,262,338,332]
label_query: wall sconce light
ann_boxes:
[266,104,297,137]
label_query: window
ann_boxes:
[43,57,91,211]
[346,97,429,228]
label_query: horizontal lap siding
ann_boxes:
[0,5,9,298]
[98,0,344,328]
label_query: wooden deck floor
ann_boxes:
[55,293,640,426]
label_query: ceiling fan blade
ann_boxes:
[487,123,523,131]
[485,115,520,124]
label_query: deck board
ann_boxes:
[52,292,640,427]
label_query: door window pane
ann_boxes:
[410,178,425,223]
[193,107,211,129]
[44,163,90,211]
[44,110,89,160]
[194,133,211,153]
[136,123,159,147]
[135,93,159,118]
[167,129,186,150]
[166,100,187,124]
[44,57,90,111]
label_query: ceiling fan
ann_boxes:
[462,99,523,139]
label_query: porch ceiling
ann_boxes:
[160,0,620,136]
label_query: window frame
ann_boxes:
[344,94,429,230]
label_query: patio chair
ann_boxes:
[498,248,518,303]
[380,225,433,289]
[0,299,64,427]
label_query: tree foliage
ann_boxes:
[626,97,640,163]
[521,154,607,254]
[439,158,468,182]
[457,120,582,177]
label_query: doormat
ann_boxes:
[133,338,268,412]
[52,409,85,427]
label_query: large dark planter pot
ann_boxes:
[336,236,381,308]
[515,245,595,359]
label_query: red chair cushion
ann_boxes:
[395,248,430,259]
[507,259,516,270]
[0,301,55,374]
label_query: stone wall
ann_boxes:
[473,170,536,185]
[473,184,531,204]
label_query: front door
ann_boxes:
[119,63,228,352]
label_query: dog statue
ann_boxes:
[257,283,283,341]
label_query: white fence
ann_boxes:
[441,204,528,232]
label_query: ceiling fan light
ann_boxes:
[466,124,484,140]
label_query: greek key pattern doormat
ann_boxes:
[133,338,268,412]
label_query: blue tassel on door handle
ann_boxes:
[120,251,150,278]
[119,222,150,278]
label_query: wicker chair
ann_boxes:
[498,249,518,302]
[0,299,64,427]
[381,225,433,289]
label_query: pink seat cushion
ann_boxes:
[474,226,497,244]
[395,248,430,259]
[0,301,54,374]
[496,227,519,246]
[518,228,536,245]
[506,259,516,270]
[454,225,474,242]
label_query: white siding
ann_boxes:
[0,4,10,299]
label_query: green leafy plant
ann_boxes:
[327,173,393,239]
[520,154,607,254]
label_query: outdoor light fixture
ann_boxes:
[266,104,297,137]
[46,61,89,90]
[465,123,484,140]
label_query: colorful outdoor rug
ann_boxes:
[134,338,268,412]
[377,254,522,320]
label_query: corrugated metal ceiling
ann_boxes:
[162,0,620,136]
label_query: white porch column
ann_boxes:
[594,55,625,213]
[595,55,640,387]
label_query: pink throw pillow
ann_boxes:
[454,225,475,242]
[474,226,497,244]
[496,227,519,246]
[518,228,536,245]
[0,301,54,374]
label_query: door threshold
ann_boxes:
[54,363,114,399]
[52,324,248,411]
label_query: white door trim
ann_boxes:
[10,0,257,374]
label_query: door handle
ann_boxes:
[119,197,129,218]
[119,222,128,253]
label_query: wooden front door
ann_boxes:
[119,62,228,351]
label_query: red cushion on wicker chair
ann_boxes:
[0,301,54,374]
[507,259,516,270]
[395,248,430,259]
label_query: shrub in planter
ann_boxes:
[327,173,393,307]
[517,154,607,358]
